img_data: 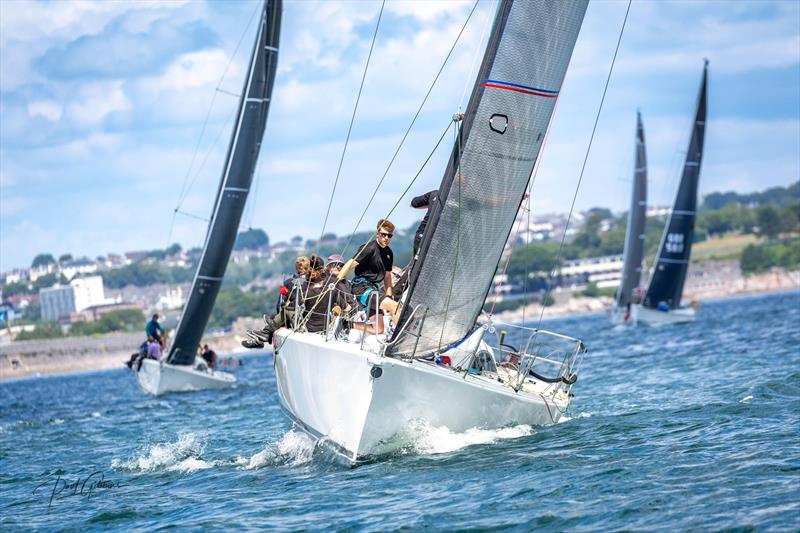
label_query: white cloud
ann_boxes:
[1,0,798,271]
[27,100,63,122]
[141,49,235,93]
[65,80,131,127]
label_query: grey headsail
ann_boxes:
[615,111,648,310]
[167,0,281,365]
[643,61,708,310]
[388,0,588,357]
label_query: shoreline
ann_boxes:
[2,276,797,383]
[494,266,799,323]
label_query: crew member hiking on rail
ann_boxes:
[410,189,438,255]
[338,219,399,334]
[145,314,165,349]
[241,255,310,349]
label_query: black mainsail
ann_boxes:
[388,0,588,357]
[167,0,281,365]
[615,111,648,311]
[643,61,708,310]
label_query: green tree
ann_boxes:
[757,205,782,239]
[58,253,73,263]
[1,281,32,298]
[31,254,56,268]
[22,301,41,321]
[16,321,63,341]
[234,228,270,250]
[166,243,182,256]
[70,308,145,336]
[32,273,68,291]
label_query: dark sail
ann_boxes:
[643,61,708,310]
[615,111,647,309]
[388,0,588,357]
[168,0,281,365]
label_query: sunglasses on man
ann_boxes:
[379,232,393,239]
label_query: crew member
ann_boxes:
[145,313,166,348]
[338,219,398,334]
[410,189,438,254]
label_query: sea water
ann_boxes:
[1,291,798,530]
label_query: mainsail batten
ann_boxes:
[615,111,648,310]
[389,0,588,357]
[168,0,282,365]
[643,62,708,310]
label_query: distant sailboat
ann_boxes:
[136,0,281,395]
[632,60,708,326]
[273,0,589,462]
[610,111,647,325]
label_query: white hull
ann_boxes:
[273,329,569,462]
[136,358,236,396]
[630,303,697,326]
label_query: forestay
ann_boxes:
[643,61,708,310]
[168,0,282,365]
[615,111,647,309]
[389,0,588,357]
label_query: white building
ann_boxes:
[71,276,105,312]
[40,275,106,321]
[560,254,625,289]
[60,259,98,281]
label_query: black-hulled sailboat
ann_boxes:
[611,111,647,324]
[136,0,281,395]
[273,0,588,461]
[632,60,708,326]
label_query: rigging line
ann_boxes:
[295,118,455,334]
[318,0,386,243]
[174,1,261,210]
[174,209,210,223]
[458,0,496,112]
[437,121,464,355]
[536,0,632,330]
[166,1,261,248]
[337,0,481,257]
[245,149,265,229]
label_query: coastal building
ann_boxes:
[40,275,107,321]
[558,254,624,289]
[60,259,98,281]
[40,285,76,321]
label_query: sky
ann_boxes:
[1,0,798,272]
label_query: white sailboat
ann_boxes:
[272,0,589,461]
[134,0,282,395]
[632,61,708,326]
[610,111,647,325]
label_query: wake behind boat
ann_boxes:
[132,0,281,395]
[271,0,589,461]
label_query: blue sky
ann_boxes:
[1,0,798,272]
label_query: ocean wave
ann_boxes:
[375,420,534,457]
[240,430,316,469]
[112,432,209,473]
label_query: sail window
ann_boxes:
[489,114,508,134]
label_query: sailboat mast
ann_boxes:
[616,111,648,309]
[643,60,708,310]
[167,0,282,365]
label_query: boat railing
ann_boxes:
[483,321,586,392]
